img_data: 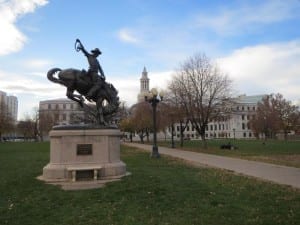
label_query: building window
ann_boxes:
[54,113,59,121]
[242,123,245,130]
[48,104,51,109]
[63,114,66,120]
[243,132,246,137]
[177,126,180,132]
[242,115,245,120]
[63,104,66,109]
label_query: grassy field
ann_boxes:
[158,139,300,168]
[0,142,299,225]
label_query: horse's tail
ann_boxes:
[47,68,63,84]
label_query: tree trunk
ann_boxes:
[146,130,149,142]
[180,121,184,147]
[201,135,207,149]
[139,133,144,143]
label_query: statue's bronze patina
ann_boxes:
[47,39,119,126]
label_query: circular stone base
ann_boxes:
[40,128,128,189]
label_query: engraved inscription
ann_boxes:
[77,144,92,155]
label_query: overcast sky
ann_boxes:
[0,0,300,119]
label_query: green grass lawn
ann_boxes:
[158,139,300,168]
[0,142,299,225]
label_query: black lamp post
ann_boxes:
[145,88,164,158]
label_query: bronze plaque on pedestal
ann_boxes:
[77,144,92,155]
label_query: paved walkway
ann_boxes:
[123,142,300,189]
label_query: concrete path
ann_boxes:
[123,142,300,189]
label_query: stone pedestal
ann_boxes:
[39,127,127,189]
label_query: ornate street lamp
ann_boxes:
[145,88,164,158]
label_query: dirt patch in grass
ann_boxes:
[245,154,300,168]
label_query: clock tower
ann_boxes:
[137,67,150,102]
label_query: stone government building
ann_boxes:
[172,94,266,140]
[39,98,84,125]
[134,67,266,140]
[38,68,266,140]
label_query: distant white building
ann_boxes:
[170,94,266,140]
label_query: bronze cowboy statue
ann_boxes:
[47,39,119,125]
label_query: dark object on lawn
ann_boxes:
[220,142,238,150]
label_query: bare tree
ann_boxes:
[250,93,300,140]
[118,102,135,142]
[273,94,300,140]
[17,119,36,141]
[162,94,190,147]
[119,117,135,142]
[132,102,153,143]
[21,108,40,141]
[38,111,57,141]
[169,53,232,147]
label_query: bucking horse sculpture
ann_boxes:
[47,39,119,125]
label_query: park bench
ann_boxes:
[67,166,102,182]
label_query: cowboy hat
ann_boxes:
[91,48,101,55]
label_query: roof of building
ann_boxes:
[234,94,267,104]
[39,98,75,104]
